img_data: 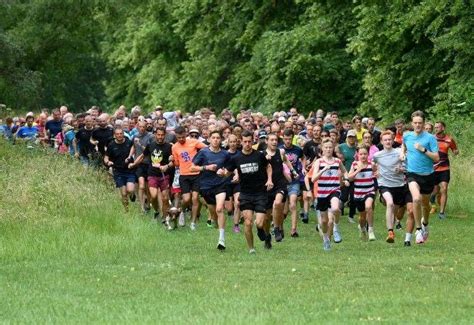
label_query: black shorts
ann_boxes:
[227,182,241,196]
[434,170,450,185]
[179,175,200,194]
[316,192,340,212]
[354,194,375,212]
[266,187,287,210]
[239,192,267,214]
[135,163,149,179]
[340,182,354,202]
[407,172,435,195]
[200,184,227,205]
[379,185,408,206]
[405,190,413,204]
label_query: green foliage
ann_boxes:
[349,0,474,120]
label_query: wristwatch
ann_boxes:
[423,148,427,153]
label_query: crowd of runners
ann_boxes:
[0,105,459,252]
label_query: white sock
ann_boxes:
[405,233,412,242]
[219,229,225,241]
[368,226,374,233]
[333,223,339,232]
[323,233,329,241]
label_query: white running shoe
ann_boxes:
[323,239,331,251]
[190,222,196,231]
[165,216,173,230]
[249,248,256,254]
[217,239,226,251]
[368,230,376,241]
[333,229,342,243]
[415,229,424,244]
[178,212,185,227]
[348,216,356,224]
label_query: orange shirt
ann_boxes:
[434,134,457,172]
[307,165,319,197]
[172,139,207,175]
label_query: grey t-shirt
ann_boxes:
[134,132,154,164]
[373,148,405,187]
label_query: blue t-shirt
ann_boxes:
[0,125,13,140]
[280,144,304,182]
[403,131,438,174]
[64,130,77,155]
[192,148,230,190]
[17,126,39,139]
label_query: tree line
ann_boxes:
[0,0,472,119]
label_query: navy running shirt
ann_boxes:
[192,147,231,190]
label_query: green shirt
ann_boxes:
[338,143,356,171]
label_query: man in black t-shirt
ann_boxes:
[134,127,173,222]
[91,114,114,156]
[74,115,95,166]
[225,130,273,254]
[104,127,136,211]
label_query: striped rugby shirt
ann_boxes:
[316,158,342,198]
[351,161,375,200]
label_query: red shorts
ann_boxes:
[147,175,170,191]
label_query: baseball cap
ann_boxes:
[189,128,199,135]
[278,117,286,122]
[347,130,357,137]
[258,130,267,139]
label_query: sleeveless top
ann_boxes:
[317,158,341,198]
[268,149,288,189]
[352,161,375,200]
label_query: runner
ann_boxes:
[311,138,348,250]
[430,121,458,219]
[134,127,173,223]
[373,131,407,243]
[225,134,242,233]
[131,121,154,213]
[104,127,136,212]
[172,126,206,230]
[336,129,357,223]
[348,145,376,241]
[225,130,273,253]
[401,111,439,244]
[281,129,304,237]
[265,133,292,242]
[192,130,231,250]
[74,115,95,166]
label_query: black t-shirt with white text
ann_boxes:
[227,149,268,194]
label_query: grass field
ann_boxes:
[0,137,473,324]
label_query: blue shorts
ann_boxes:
[114,170,136,188]
[287,181,300,196]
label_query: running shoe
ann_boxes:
[422,224,429,242]
[299,212,305,219]
[302,213,309,224]
[274,227,283,242]
[217,239,226,251]
[323,239,331,251]
[438,212,446,220]
[395,222,402,230]
[154,212,160,220]
[347,216,356,224]
[368,230,376,241]
[178,212,185,227]
[233,225,240,233]
[290,229,299,238]
[415,229,424,244]
[264,234,272,249]
[333,229,342,243]
[190,222,197,231]
[257,227,267,241]
[386,230,395,243]
[404,241,411,247]
[207,220,213,228]
[249,248,256,254]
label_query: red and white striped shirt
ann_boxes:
[316,158,341,198]
[352,161,375,200]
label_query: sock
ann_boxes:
[388,228,393,232]
[405,233,412,242]
[323,233,329,241]
[333,223,339,232]
[368,226,374,233]
[416,227,422,231]
[234,223,239,227]
[219,229,225,241]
